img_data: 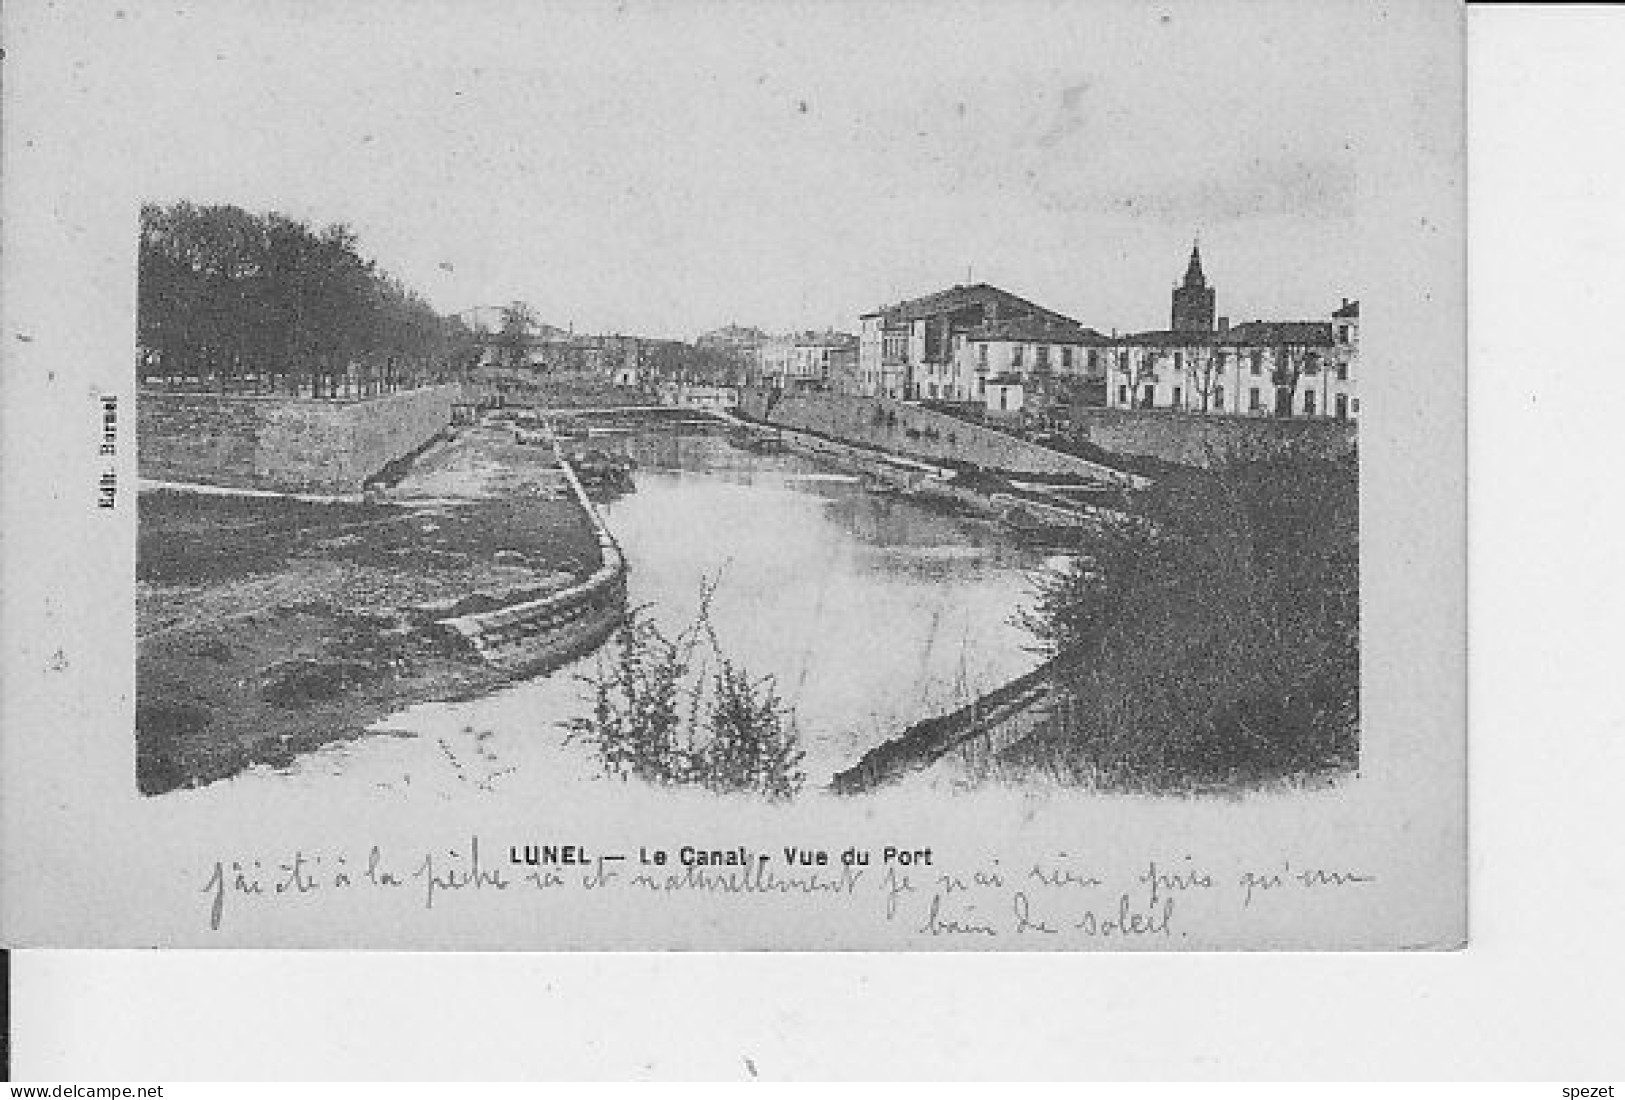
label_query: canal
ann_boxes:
[207,421,1053,800]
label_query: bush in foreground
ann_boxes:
[1016,439,1359,790]
[566,587,805,800]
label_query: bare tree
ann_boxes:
[1188,343,1226,412]
[1270,342,1323,418]
[498,301,538,370]
[1124,347,1160,408]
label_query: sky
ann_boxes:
[35,0,1378,339]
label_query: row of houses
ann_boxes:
[482,244,1359,423]
[849,245,1361,421]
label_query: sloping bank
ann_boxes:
[734,390,1146,488]
[434,446,627,673]
[135,438,626,794]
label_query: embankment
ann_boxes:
[138,385,460,494]
[434,446,628,675]
[831,658,1061,793]
[737,390,1141,486]
[135,425,620,794]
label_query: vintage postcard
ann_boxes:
[0,0,1465,949]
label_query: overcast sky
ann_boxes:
[44,0,1378,339]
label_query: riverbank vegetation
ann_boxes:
[1016,439,1360,790]
[567,588,805,801]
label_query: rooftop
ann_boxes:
[1220,320,1336,346]
[1109,321,1336,348]
[862,282,1077,327]
[967,316,1110,345]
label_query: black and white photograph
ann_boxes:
[2,0,1464,952]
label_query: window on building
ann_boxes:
[1172,386,1182,407]
[1249,387,1262,412]
[1118,350,1129,371]
[1036,344,1050,370]
[1336,361,1348,382]
[1174,351,1183,370]
[1011,344,1025,368]
[977,344,988,369]
[1335,393,1348,420]
[1214,385,1225,409]
[1088,350,1099,373]
[1250,350,1263,375]
[1061,347,1073,370]
[1117,385,1128,406]
[1304,390,1317,416]
[1142,386,1155,409]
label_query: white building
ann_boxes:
[856,283,1098,402]
[1102,304,1359,421]
[983,374,1026,418]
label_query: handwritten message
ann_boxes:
[200,836,1375,943]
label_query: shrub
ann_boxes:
[566,585,805,799]
[1016,439,1359,789]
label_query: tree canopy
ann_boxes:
[138,201,478,396]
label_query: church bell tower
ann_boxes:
[1171,241,1216,333]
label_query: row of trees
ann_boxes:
[138,202,480,396]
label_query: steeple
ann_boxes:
[1183,240,1207,288]
[1171,238,1216,333]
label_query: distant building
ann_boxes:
[828,343,861,395]
[983,374,1026,418]
[1103,315,1358,420]
[1171,243,1217,334]
[697,323,768,356]
[757,330,858,392]
[696,324,768,383]
[1101,247,1359,421]
[477,322,603,372]
[964,315,1112,414]
[856,283,1098,402]
[658,381,739,410]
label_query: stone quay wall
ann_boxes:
[1066,407,1358,468]
[737,390,1138,484]
[435,446,627,676]
[138,385,460,493]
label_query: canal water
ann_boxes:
[206,423,1054,800]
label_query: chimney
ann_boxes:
[1342,297,1350,309]
[1217,316,1229,332]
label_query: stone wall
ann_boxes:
[138,385,459,493]
[738,390,1138,484]
[1065,406,1357,468]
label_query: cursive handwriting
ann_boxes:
[199,842,1376,940]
